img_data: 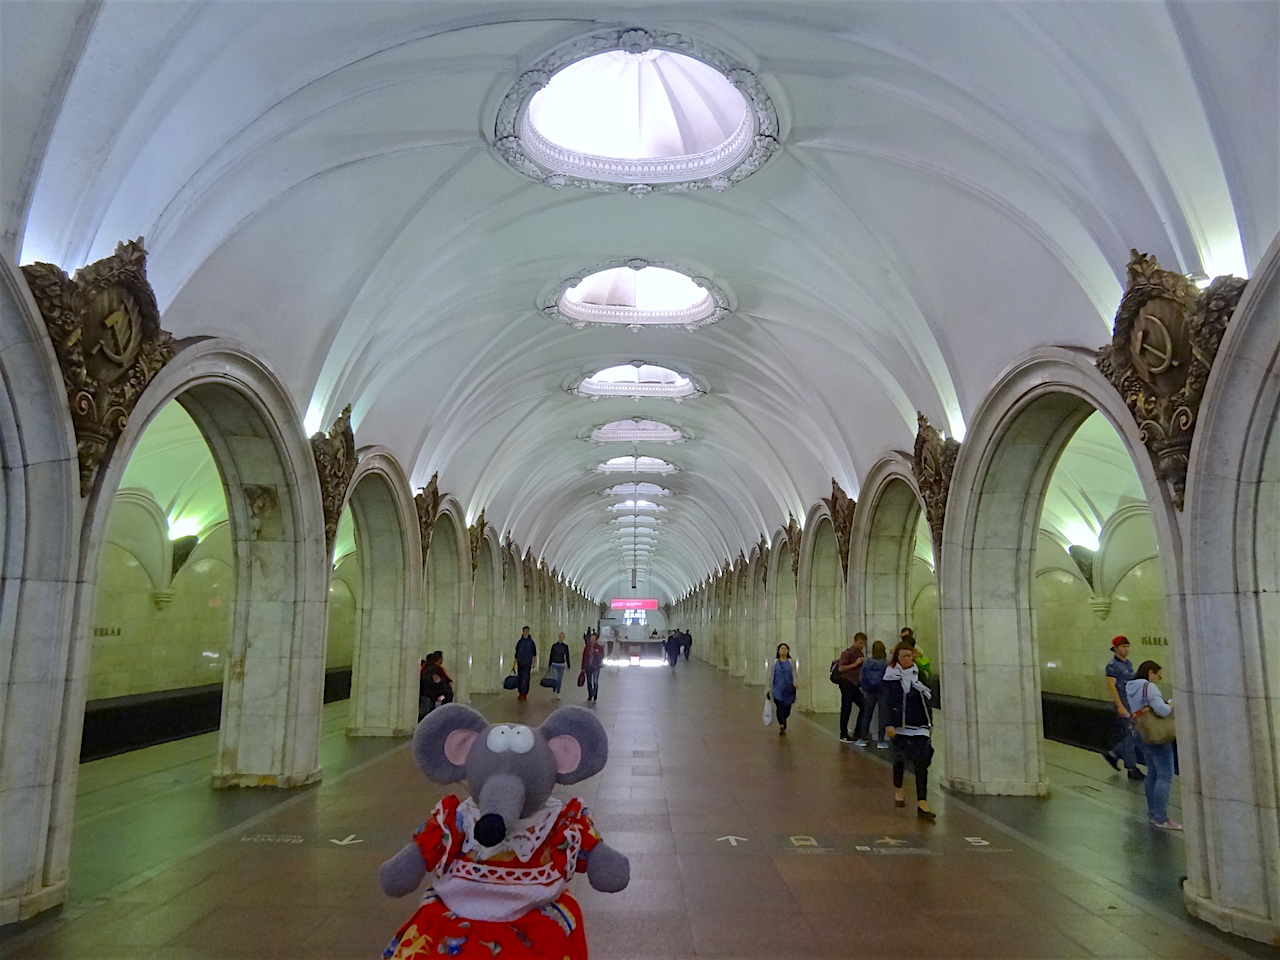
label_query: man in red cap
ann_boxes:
[1103,636,1143,780]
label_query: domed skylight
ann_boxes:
[613,515,662,526]
[592,418,683,443]
[526,49,749,181]
[607,499,664,512]
[562,268,713,327]
[546,258,729,331]
[605,482,671,498]
[494,28,780,194]
[597,455,676,474]
[576,364,699,400]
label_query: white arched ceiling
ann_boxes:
[5,2,1275,602]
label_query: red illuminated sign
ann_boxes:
[610,598,658,610]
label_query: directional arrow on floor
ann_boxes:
[716,836,748,846]
[875,836,908,845]
[329,834,363,846]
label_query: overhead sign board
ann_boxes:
[610,597,658,610]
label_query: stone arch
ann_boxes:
[0,253,80,922]
[850,457,930,652]
[748,547,768,682]
[76,338,330,795]
[423,499,471,700]
[939,346,1182,797]
[766,528,799,685]
[798,505,843,712]
[1180,235,1280,944]
[470,529,501,693]
[344,448,421,736]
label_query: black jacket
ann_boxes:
[883,671,932,729]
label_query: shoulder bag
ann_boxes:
[1132,681,1176,744]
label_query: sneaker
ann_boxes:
[1127,769,1146,781]
[876,741,890,749]
[1103,751,1121,771]
[853,739,869,747]
[1151,819,1183,831]
[839,735,855,743]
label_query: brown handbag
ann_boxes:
[1132,682,1176,744]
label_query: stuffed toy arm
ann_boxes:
[584,841,630,893]
[380,842,428,897]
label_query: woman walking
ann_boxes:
[1126,660,1180,830]
[581,630,605,702]
[884,642,936,821]
[769,643,798,735]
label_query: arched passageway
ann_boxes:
[344,457,419,736]
[423,507,468,701]
[939,351,1180,799]
[799,513,843,712]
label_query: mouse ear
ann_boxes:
[539,705,608,783]
[413,704,488,783]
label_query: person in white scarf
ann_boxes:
[883,642,936,821]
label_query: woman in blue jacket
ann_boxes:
[769,643,798,734]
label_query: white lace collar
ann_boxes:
[456,796,564,860]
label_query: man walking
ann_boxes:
[514,626,537,701]
[1103,635,1144,779]
[837,633,867,743]
[547,632,570,699]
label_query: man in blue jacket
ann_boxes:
[514,626,537,701]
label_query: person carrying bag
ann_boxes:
[1126,660,1180,830]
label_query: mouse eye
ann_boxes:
[508,726,535,754]
[486,725,514,753]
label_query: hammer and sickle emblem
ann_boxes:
[98,305,139,365]
[1131,310,1177,379]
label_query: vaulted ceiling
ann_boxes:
[4,2,1275,602]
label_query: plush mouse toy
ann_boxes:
[380,703,630,959]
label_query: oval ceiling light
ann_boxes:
[591,418,684,443]
[554,263,725,331]
[494,27,779,195]
[596,455,676,474]
[575,363,701,401]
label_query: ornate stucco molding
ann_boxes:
[493,27,780,196]
[1097,250,1247,509]
[912,413,960,551]
[414,472,443,561]
[309,405,356,557]
[20,238,175,496]
[784,514,802,584]
[821,478,857,579]
[468,510,488,578]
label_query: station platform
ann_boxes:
[0,659,1267,959]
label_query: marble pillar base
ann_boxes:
[348,724,414,737]
[943,775,1049,797]
[0,878,67,926]
[1184,887,1280,946]
[211,766,322,790]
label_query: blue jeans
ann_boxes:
[1110,716,1141,769]
[1143,740,1176,822]
[585,668,600,699]
[548,662,565,693]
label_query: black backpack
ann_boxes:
[829,659,842,685]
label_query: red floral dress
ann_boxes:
[383,795,602,959]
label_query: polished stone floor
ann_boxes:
[0,659,1268,959]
